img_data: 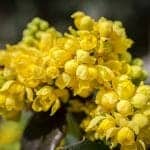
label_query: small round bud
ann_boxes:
[35,31,43,39]
[23,29,32,37]
[23,36,34,45]
[130,65,142,79]
[136,85,150,98]
[76,64,88,80]
[40,21,49,30]
[116,80,135,99]
[98,19,113,37]
[64,59,78,75]
[27,24,38,33]
[132,58,143,67]
[88,67,98,80]
[120,51,132,63]
[98,118,116,134]
[97,65,114,83]
[132,113,148,129]
[79,16,94,30]
[131,93,148,108]
[101,91,118,110]
[141,70,148,80]
[117,100,133,116]
[76,49,90,64]
[46,66,59,79]
[32,17,41,25]
[117,127,135,145]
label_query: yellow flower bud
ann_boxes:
[98,18,113,37]
[131,93,148,108]
[55,73,71,89]
[32,86,57,112]
[95,89,105,104]
[75,85,92,98]
[46,66,59,79]
[116,80,135,99]
[76,49,90,64]
[76,64,88,80]
[120,51,132,63]
[117,100,133,116]
[132,113,148,129]
[101,91,118,110]
[79,31,97,51]
[79,16,94,30]
[136,85,150,99]
[98,37,112,54]
[117,127,135,145]
[86,116,105,131]
[64,59,78,75]
[88,67,98,80]
[26,87,33,102]
[130,65,143,79]
[71,11,94,30]
[39,33,53,51]
[97,65,115,83]
[51,49,71,66]
[50,99,61,116]
[132,58,143,67]
[98,118,116,135]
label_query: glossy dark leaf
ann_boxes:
[65,113,81,145]
[63,140,109,150]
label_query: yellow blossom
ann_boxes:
[78,31,97,51]
[101,91,118,111]
[117,127,135,146]
[117,100,133,116]
[97,118,116,137]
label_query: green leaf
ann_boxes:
[65,113,81,145]
[65,140,110,150]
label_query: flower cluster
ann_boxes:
[0,11,149,150]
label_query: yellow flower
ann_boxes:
[0,81,25,112]
[101,91,118,111]
[71,11,94,30]
[32,86,59,113]
[120,51,132,63]
[96,17,113,37]
[75,80,93,97]
[46,66,59,79]
[117,127,135,146]
[39,33,53,51]
[55,73,71,89]
[131,93,148,109]
[76,49,95,64]
[78,31,97,51]
[117,100,133,116]
[132,114,148,130]
[64,59,78,75]
[76,64,89,80]
[136,84,150,98]
[97,65,115,84]
[98,37,112,54]
[97,118,116,137]
[116,79,135,99]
